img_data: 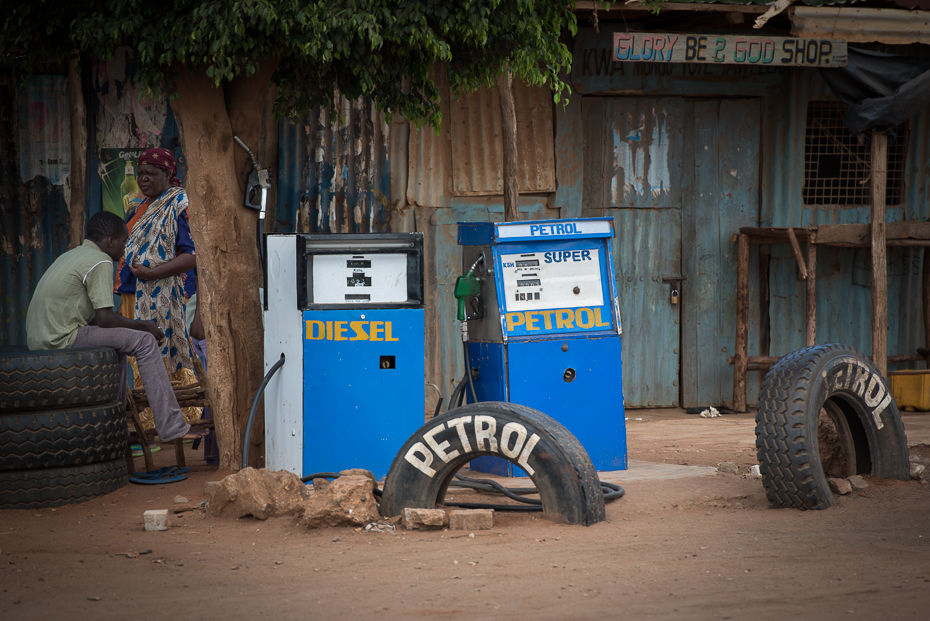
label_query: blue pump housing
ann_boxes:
[457,218,627,474]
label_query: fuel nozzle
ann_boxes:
[454,270,481,322]
[454,255,484,322]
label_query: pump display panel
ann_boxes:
[311,253,408,304]
[499,249,604,312]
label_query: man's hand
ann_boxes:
[93,308,166,345]
[140,320,166,345]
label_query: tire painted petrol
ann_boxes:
[404,414,541,477]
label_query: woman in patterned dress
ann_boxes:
[116,147,209,447]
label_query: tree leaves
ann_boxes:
[4,0,577,129]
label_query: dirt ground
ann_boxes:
[2,409,930,621]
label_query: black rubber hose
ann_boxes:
[446,374,469,412]
[241,353,286,470]
[463,343,479,404]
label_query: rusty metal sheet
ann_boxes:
[277,95,393,234]
[583,97,683,209]
[407,65,453,208]
[1,75,73,347]
[792,7,930,45]
[448,79,555,195]
[553,93,584,218]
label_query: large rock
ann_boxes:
[298,475,380,529]
[208,467,310,520]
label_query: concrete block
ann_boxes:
[827,477,852,495]
[402,508,447,530]
[143,509,169,531]
[847,475,868,491]
[450,509,494,531]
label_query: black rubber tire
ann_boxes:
[0,348,121,413]
[380,402,606,526]
[755,344,910,510]
[0,401,127,471]
[0,459,128,510]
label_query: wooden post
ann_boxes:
[923,246,930,365]
[871,130,888,376]
[786,227,808,280]
[498,68,519,222]
[806,240,816,347]
[67,52,86,248]
[734,233,750,412]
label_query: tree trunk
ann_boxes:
[169,65,271,469]
[67,53,86,248]
[498,68,519,222]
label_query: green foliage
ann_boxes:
[3,1,578,129]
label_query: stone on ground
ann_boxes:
[143,509,169,531]
[846,475,868,491]
[298,475,380,529]
[402,508,448,530]
[827,477,852,495]
[716,462,740,475]
[449,509,493,531]
[208,467,310,520]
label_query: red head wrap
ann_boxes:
[138,147,182,187]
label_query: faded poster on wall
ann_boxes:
[99,148,146,219]
[18,76,71,185]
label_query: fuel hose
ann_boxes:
[241,353,286,470]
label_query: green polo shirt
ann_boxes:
[26,239,115,350]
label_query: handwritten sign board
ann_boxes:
[613,33,847,67]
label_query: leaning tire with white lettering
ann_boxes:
[755,344,909,510]
[380,402,606,526]
[0,348,121,413]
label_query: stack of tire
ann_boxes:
[0,348,128,510]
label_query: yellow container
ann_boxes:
[889,370,930,412]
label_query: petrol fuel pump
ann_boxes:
[456,218,627,474]
[263,233,425,479]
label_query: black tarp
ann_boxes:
[819,47,930,134]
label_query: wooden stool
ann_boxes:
[125,340,214,474]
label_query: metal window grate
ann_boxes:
[803,102,908,206]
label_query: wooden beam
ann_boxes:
[733,234,750,413]
[498,68,519,223]
[806,240,816,347]
[815,221,930,246]
[67,52,86,249]
[575,1,770,13]
[871,130,888,377]
[786,227,808,280]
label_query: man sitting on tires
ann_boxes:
[25,211,200,443]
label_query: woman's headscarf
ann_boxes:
[138,147,182,187]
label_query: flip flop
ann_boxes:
[129,473,188,485]
[131,466,191,479]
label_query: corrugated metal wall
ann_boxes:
[277,95,394,235]
[761,69,929,368]
[1,74,73,347]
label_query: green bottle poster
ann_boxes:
[99,148,147,219]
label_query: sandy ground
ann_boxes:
[2,409,930,620]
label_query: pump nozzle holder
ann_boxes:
[454,271,482,321]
